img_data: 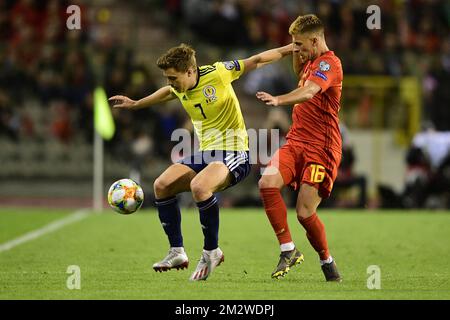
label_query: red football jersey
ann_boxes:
[286,51,343,153]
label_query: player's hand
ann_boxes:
[108,95,137,109]
[256,91,279,107]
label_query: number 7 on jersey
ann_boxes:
[194,103,207,119]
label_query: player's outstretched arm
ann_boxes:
[243,44,293,73]
[109,86,176,110]
[256,80,321,106]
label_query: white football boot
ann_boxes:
[189,248,224,281]
[153,248,189,272]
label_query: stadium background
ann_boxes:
[0,0,449,210]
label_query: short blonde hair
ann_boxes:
[156,43,197,73]
[289,14,324,35]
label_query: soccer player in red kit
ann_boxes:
[256,14,343,281]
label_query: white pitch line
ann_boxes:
[0,209,90,253]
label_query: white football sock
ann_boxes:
[320,256,333,266]
[280,242,295,252]
[171,247,185,254]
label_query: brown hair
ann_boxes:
[156,43,197,73]
[289,14,324,35]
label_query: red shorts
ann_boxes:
[267,141,342,198]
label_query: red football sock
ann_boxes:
[260,188,292,245]
[298,213,330,260]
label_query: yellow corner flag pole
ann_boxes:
[94,87,115,140]
[93,87,115,212]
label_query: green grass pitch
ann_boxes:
[1,207,449,300]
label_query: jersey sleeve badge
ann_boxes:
[319,61,331,72]
[314,71,328,81]
[222,60,241,71]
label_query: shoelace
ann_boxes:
[198,253,208,264]
[280,251,292,260]
[276,252,293,267]
[163,250,181,263]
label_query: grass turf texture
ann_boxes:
[0,208,449,299]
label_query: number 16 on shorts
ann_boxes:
[309,164,326,183]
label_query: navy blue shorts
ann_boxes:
[179,150,251,188]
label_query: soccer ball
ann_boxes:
[107,179,144,214]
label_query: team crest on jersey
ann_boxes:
[203,85,217,103]
[319,61,330,71]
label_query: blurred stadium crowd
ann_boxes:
[0,0,163,148]
[166,0,450,129]
[0,0,449,208]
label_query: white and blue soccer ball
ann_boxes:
[108,179,144,214]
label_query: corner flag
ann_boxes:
[94,87,115,140]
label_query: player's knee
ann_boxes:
[258,176,270,189]
[258,176,277,190]
[190,179,208,199]
[296,201,315,219]
[153,177,170,197]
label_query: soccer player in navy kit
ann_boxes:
[110,43,293,280]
